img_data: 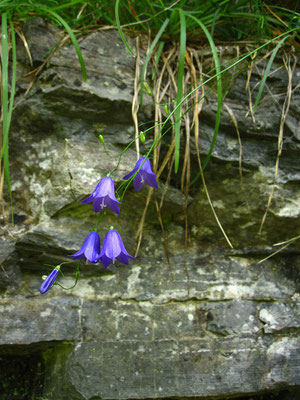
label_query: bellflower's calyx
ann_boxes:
[100,227,135,268]
[68,232,101,263]
[40,266,60,294]
[82,176,121,214]
[123,156,158,191]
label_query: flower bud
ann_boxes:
[140,131,145,143]
[98,134,105,144]
[40,266,60,294]
[143,82,152,96]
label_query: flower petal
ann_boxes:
[144,172,158,189]
[81,194,94,204]
[100,254,111,269]
[104,230,122,259]
[116,253,129,265]
[140,157,152,173]
[123,157,146,180]
[122,167,138,180]
[98,176,116,197]
[105,197,121,215]
[93,197,107,213]
[40,268,59,294]
[69,232,101,263]
[100,229,134,267]
[124,157,158,191]
[84,232,101,263]
[68,250,85,260]
[133,174,145,191]
[82,177,119,206]
[82,180,103,203]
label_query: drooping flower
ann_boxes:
[99,228,135,268]
[82,176,121,215]
[123,156,158,191]
[68,232,101,263]
[40,266,60,294]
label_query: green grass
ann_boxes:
[0,1,87,216]
[0,0,299,220]
[2,1,299,41]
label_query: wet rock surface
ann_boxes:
[0,18,299,400]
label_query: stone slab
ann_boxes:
[0,297,81,345]
[64,336,300,400]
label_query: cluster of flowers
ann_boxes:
[40,157,158,294]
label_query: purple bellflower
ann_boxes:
[123,156,158,191]
[100,228,135,268]
[68,231,101,263]
[82,176,121,215]
[40,266,60,294]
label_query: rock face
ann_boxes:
[0,18,299,400]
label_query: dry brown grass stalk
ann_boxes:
[132,36,140,160]
[245,50,257,123]
[259,53,296,233]
[224,103,249,209]
[259,234,300,263]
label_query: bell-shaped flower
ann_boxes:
[100,228,135,268]
[82,176,121,214]
[68,232,101,263]
[123,156,158,191]
[40,266,60,294]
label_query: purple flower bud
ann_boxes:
[82,176,121,214]
[68,232,101,263]
[100,228,135,268]
[40,267,60,294]
[123,156,158,191]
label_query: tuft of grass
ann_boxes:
[1,13,16,221]
[139,17,170,107]
[1,0,299,243]
[1,1,87,219]
[253,35,290,113]
[114,0,299,177]
[187,13,223,182]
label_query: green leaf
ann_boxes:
[1,13,9,162]
[188,14,223,184]
[1,13,14,219]
[8,20,17,130]
[253,35,289,113]
[115,0,135,57]
[174,8,186,173]
[152,40,165,80]
[39,7,87,82]
[140,18,169,107]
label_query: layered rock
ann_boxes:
[0,18,299,400]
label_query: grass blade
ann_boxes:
[188,14,222,184]
[1,13,9,162]
[146,28,298,175]
[253,35,289,113]
[140,17,169,107]
[38,7,87,81]
[115,0,135,57]
[152,40,165,80]
[174,8,186,173]
[1,13,14,218]
[8,20,17,130]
